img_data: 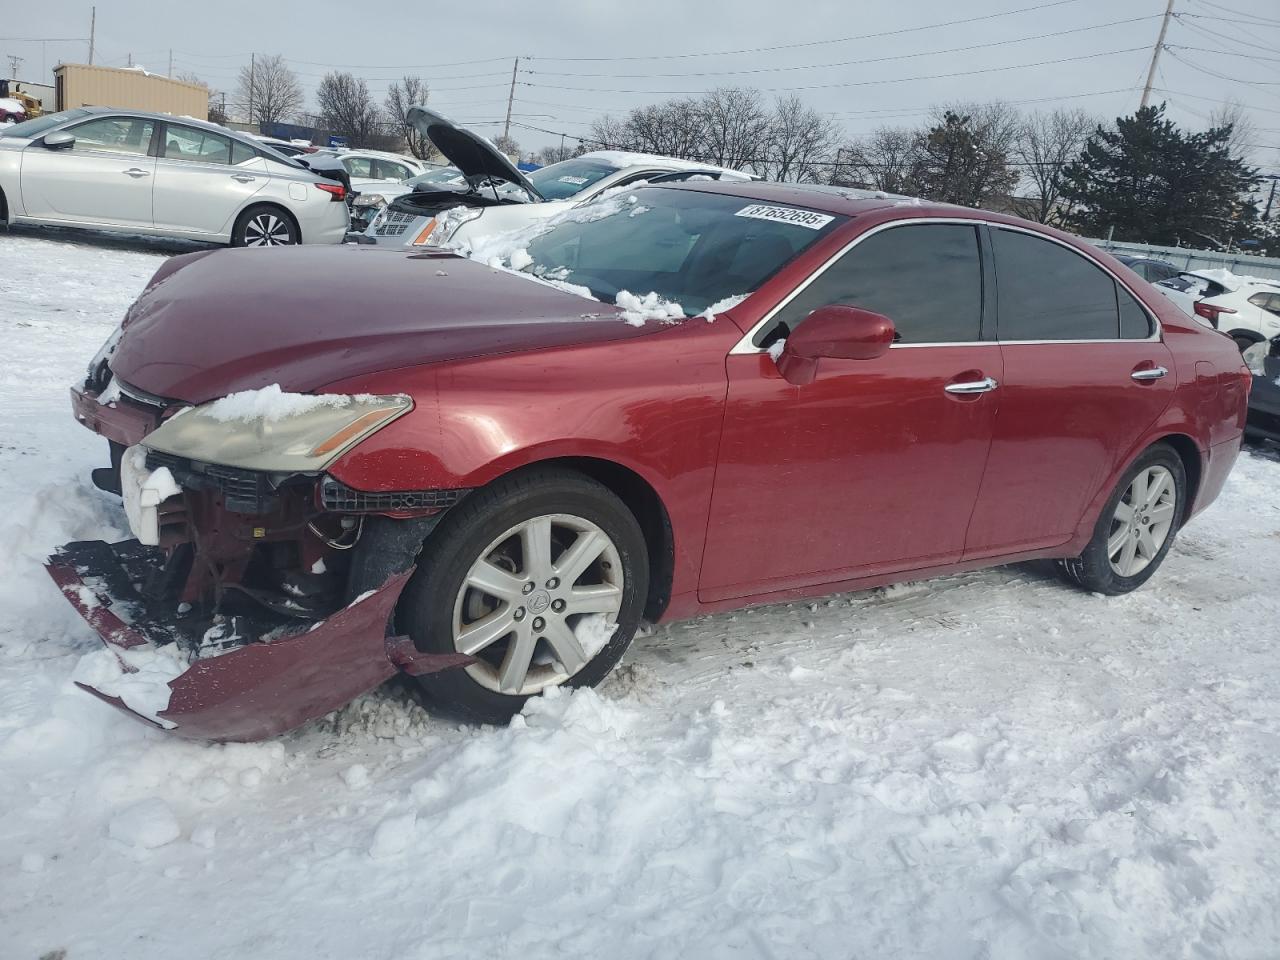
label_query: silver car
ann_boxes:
[0,107,350,246]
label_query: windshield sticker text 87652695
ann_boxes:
[733,204,834,230]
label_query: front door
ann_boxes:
[699,222,1001,602]
[20,115,156,227]
[964,227,1176,557]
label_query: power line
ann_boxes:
[1167,44,1280,64]
[520,46,1149,96]
[1173,13,1280,54]
[522,16,1157,80]
[1188,0,1280,27]
[526,0,1090,62]
[1161,47,1280,94]
[1179,12,1280,29]
[1151,86,1280,115]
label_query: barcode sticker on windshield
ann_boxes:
[734,204,834,230]
[558,175,589,185]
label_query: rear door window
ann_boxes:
[162,125,231,164]
[993,229,1119,340]
[343,156,374,178]
[374,159,412,181]
[763,223,983,346]
[1118,283,1153,339]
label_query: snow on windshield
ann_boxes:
[449,188,843,321]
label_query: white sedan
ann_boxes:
[0,107,351,246]
[362,107,750,248]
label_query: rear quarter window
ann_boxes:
[993,228,1119,340]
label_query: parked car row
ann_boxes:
[1154,268,1280,350]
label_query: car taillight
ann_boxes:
[315,182,346,202]
[1193,302,1235,328]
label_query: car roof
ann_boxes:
[649,179,972,216]
[579,149,746,179]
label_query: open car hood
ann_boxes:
[407,106,542,200]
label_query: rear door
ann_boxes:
[152,124,266,237]
[699,221,1002,601]
[963,226,1175,558]
[19,114,156,227]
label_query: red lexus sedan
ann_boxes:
[50,181,1250,740]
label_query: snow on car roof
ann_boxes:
[580,150,745,178]
[1183,268,1280,292]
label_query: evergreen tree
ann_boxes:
[908,109,1019,208]
[1059,104,1258,247]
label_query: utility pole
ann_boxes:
[168,49,172,77]
[502,56,519,142]
[127,52,132,68]
[88,6,95,64]
[6,55,22,78]
[1263,174,1279,221]
[1140,0,1175,109]
[247,53,255,124]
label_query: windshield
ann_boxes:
[0,108,91,138]
[407,167,467,188]
[527,158,620,201]
[519,187,845,315]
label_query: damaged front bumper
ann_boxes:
[46,540,468,742]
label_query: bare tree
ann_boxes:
[536,142,578,165]
[317,72,382,147]
[758,94,839,182]
[384,77,436,159]
[492,133,521,159]
[175,71,228,125]
[700,87,770,168]
[1012,108,1095,224]
[839,126,916,192]
[1208,99,1257,161]
[234,54,303,126]
[587,113,632,151]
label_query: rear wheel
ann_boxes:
[231,205,299,247]
[397,468,648,724]
[1057,443,1186,595]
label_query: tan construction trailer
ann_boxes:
[53,63,208,120]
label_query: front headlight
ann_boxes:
[412,205,482,246]
[143,386,412,473]
[352,194,387,210]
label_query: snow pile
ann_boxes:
[615,290,684,327]
[203,383,362,423]
[119,446,181,545]
[108,798,181,849]
[571,614,618,659]
[700,292,749,322]
[71,643,190,728]
[0,97,26,115]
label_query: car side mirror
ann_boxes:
[776,304,895,386]
[42,130,75,150]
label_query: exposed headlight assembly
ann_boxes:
[352,193,387,209]
[412,205,483,246]
[143,387,412,473]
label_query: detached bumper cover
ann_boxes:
[46,540,469,742]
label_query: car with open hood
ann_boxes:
[50,181,1249,741]
[0,107,352,246]
[361,106,750,248]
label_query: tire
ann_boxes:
[231,204,299,247]
[1057,443,1187,595]
[397,467,649,724]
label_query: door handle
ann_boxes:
[1131,366,1168,381]
[121,168,150,178]
[231,174,256,183]
[944,376,999,395]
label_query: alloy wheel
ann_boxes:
[1107,465,1177,577]
[452,513,624,695]
[243,212,294,246]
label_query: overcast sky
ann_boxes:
[6,0,1277,169]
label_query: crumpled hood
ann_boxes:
[111,246,641,404]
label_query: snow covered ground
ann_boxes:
[2,229,1279,959]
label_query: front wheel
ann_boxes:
[397,468,649,724]
[231,205,300,247]
[1057,443,1187,595]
